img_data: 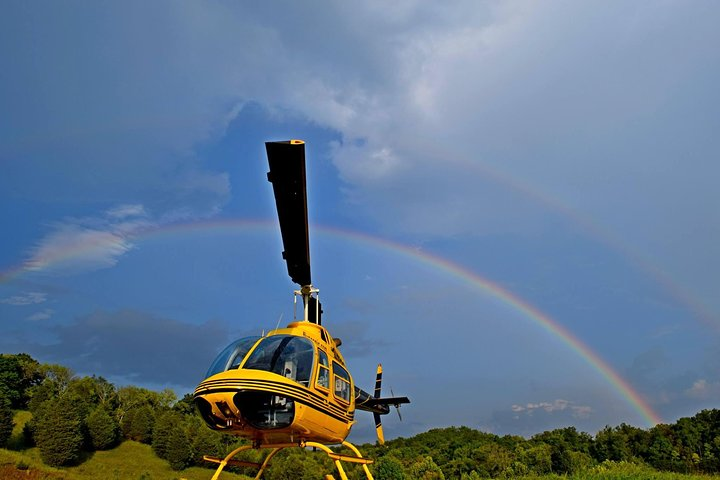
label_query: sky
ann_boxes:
[1,1,719,443]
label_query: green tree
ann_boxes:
[34,395,84,466]
[373,455,406,480]
[152,410,183,460]
[0,393,14,447]
[116,385,166,427]
[519,443,552,475]
[166,425,193,470]
[593,425,632,462]
[64,376,103,422]
[409,456,445,480]
[263,450,329,480]
[474,443,513,477]
[0,354,43,408]
[701,435,720,472]
[460,472,482,480]
[26,364,75,414]
[86,406,118,450]
[188,416,226,464]
[173,393,196,415]
[125,405,155,443]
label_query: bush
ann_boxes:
[152,410,183,460]
[87,406,118,450]
[123,405,155,443]
[0,393,14,447]
[166,425,192,471]
[34,395,84,466]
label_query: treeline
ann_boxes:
[356,416,720,479]
[0,353,246,470]
[2,352,720,479]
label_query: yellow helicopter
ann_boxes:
[194,140,409,480]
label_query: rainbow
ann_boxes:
[410,138,718,329]
[1,218,662,426]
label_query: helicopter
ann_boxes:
[193,140,410,480]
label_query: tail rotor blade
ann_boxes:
[266,140,311,287]
[391,388,403,421]
[373,412,385,445]
[374,364,383,398]
[374,364,385,444]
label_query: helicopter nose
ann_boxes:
[195,397,228,429]
[233,391,295,429]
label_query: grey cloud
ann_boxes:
[1,2,234,213]
[329,320,390,358]
[31,309,229,388]
[626,347,670,383]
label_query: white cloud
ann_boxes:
[685,379,720,400]
[23,204,156,275]
[0,291,47,305]
[27,309,54,321]
[25,224,133,274]
[203,2,718,313]
[106,204,147,220]
[511,399,592,419]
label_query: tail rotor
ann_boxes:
[373,364,385,445]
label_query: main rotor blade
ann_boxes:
[266,140,311,287]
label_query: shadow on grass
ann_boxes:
[75,448,96,466]
[6,431,29,452]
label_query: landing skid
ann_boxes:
[203,440,374,480]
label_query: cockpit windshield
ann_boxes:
[205,336,261,378]
[243,335,315,386]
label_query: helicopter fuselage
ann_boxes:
[194,321,359,445]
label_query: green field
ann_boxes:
[1,413,249,480]
[3,444,720,480]
[0,441,252,480]
[3,411,720,479]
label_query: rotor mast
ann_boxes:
[266,140,322,324]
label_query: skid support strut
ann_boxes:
[203,440,374,480]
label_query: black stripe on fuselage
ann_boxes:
[195,379,353,423]
[196,377,347,417]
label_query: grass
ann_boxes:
[7,409,31,450]
[477,462,720,480]
[1,441,251,480]
[2,411,251,479]
[4,413,719,479]
[4,445,720,479]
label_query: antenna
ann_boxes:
[275,312,284,331]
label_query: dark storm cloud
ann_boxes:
[626,347,671,383]
[625,346,720,423]
[31,310,229,388]
[330,320,390,358]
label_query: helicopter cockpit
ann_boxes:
[205,336,261,377]
[205,335,315,386]
[244,335,314,385]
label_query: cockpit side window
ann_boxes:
[205,336,261,378]
[333,361,351,403]
[243,335,315,386]
[317,349,330,390]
